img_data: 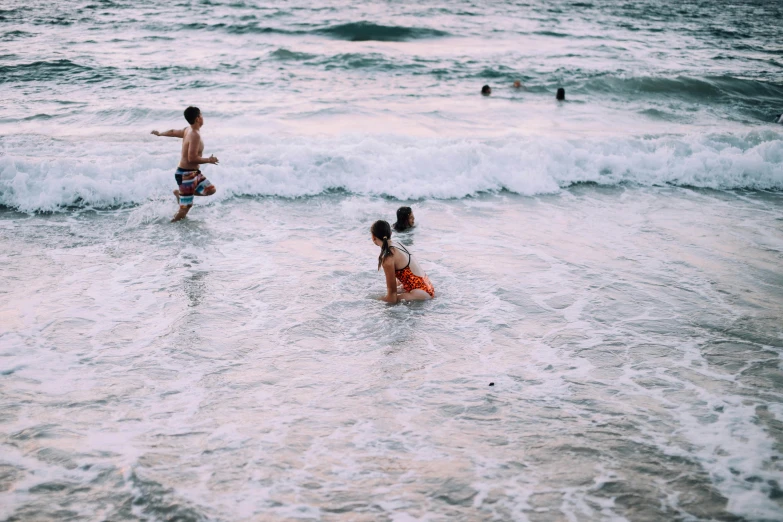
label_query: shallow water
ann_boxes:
[2,0,783,520]
[2,188,783,520]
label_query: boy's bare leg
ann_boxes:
[172,185,214,221]
[173,190,180,204]
[171,205,191,222]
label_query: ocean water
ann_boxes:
[1,0,783,520]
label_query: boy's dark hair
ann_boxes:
[481,85,491,96]
[184,106,201,124]
[556,88,565,101]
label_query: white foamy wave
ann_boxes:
[1,130,782,212]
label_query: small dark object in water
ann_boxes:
[489,382,495,386]
[481,85,491,96]
[556,87,565,101]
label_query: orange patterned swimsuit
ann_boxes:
[393,243,435,297]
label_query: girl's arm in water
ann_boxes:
[380,257,399,304]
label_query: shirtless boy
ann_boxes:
[151,106,219,222]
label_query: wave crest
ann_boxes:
[582,75,783,103]
[315,22,449,41]
[1,131,781,212]
[141,21,449,42]
[0,60,111,84]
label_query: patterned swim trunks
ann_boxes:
[175,168,212,208]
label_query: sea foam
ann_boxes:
[1,130,781,212]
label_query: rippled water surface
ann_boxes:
[3,190,783,520]
[1,0,783,520]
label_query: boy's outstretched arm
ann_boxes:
[151,128,185,138]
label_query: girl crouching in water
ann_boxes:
[371,220,434,303]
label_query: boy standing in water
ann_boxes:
[151,106,219,222]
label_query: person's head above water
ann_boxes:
[513,80,522,89]
[370,220,393,270]
[481,85,491,96]
[184,106,202,126]
[393,206,414,232]
[556,88,565,101]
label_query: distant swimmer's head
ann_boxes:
[370,220,393,270]
[513,80,522,89]
[556,88,565,101]
[393,206,414,232]
[184,106,202,125]
[481,85,491,96]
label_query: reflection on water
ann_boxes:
[184,271,208,308]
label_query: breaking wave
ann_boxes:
[1,131,781,212]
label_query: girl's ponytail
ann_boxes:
[371,220,394,270]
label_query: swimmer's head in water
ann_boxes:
[556,88,565,101]
[371,220,393,270]
[184,106,201,125]
[481,85,491,96]
[513,80,522,89]
[394,206,414,232]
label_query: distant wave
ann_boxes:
[0,60,111,84]
[20,113,55,121]
[317,53,406,71]
[581,75,783,103]
[222,23,285,35]
[1,131,781,212]
[0,30,34,41]
[142,21,292,35]
[315,22,449,41]
[532,30,571,38]
[142,21,449,41]
[478,66,516,79]
[270,48,317,61]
